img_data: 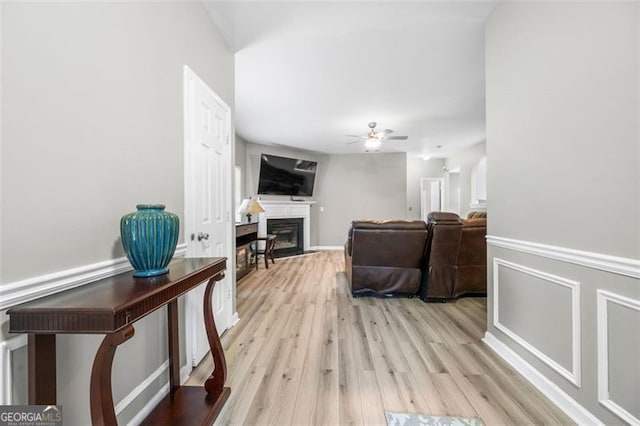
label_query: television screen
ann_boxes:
[257,154,318,196]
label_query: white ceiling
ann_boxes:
[205,1,496,158]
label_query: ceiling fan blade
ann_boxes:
[345,134,367,139]
[376,129,393,135]
[345,140,363,145]
[385,136,408,140]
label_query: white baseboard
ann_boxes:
[126,382,170,426]
[0,244,188,310]
[115,360,169,416]
[230,312,240,327]
[482,332,603,426]
[310,246,343,251]
[180,364,192,385]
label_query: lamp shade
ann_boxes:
[246,199,265,215]
[237,199,251,216]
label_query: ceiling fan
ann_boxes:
[346,122,408,149]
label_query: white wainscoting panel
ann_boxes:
[487,236,640,279]
[493,258,582,387]
[0,334,28,405]
[597,290,640,426]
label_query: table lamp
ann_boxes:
[245,198,265,223]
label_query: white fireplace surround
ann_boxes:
[257,200,314,252]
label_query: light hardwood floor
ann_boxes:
[187,250,574,425]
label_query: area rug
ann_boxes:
[385,411,484,426]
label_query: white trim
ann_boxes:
[483,332,603,426]
[493,258,581,387]
[180,364,192,385]
[309,246,343,251]
[420,177,446,219]
[258,200,313,252]
[487,235,640,279]
[182,64,197,259]
[468,201,487,210]
[230,311,240,327]
[126,382,170,426]
[0,244,187,311]
[597,290,640,426]
[182,64,234,370]
[0,334,28,405]
[115,360,169,416]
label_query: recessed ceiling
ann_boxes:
[205,1,496,158]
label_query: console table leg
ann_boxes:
[167,300,180,393]
[28,334,56,405]
[90,325,135,426]
[203,274,228,395]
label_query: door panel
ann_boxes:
[184,66,232,368]
[421,177,444,221]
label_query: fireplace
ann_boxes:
[267,218,304,258]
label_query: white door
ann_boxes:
[184,66,233,368]
[420,177,444,221]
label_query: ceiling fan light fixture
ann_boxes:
[364,137,382,149]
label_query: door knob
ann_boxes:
[197,232,210,241]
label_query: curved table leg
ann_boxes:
[90,325,135,426]
[203,273,228,396]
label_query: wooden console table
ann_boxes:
[7,257,229,426]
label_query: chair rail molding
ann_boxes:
[487,235,640,279]
[492,258,582,387]
[596,289,640,425]
[0,244,188,310]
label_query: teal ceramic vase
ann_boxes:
[120,204,180,277]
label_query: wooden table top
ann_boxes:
[8,257,226,334]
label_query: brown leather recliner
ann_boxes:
[419,212,487,301]
[344,220,429,297]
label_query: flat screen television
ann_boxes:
[257,153,318,197]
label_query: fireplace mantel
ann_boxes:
[257,200,314,251]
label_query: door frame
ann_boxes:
[182,65,234,374]
[420,177,445,220]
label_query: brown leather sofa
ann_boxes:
[419,212,487,301]
[344,220,428,297]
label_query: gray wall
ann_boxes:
[243,142,408,246]
[486,2,639,425]
[315,152,407,246]
[1,2,234,424]
[406,156,445,220]
[487,3,638,258]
